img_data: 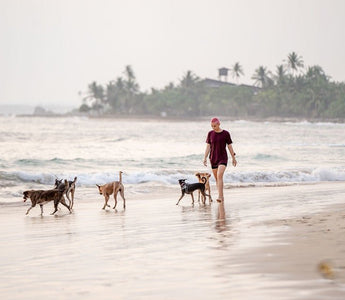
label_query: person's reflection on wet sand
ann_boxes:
[216,201,226,232]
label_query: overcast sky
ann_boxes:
[1,0,345,108]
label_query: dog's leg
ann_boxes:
[200,190,207,204]
[60,201,71,213]
[102,195,110,209]
[70,189,75,209]
[40,204,44,215]
[113,190,118,209]
[198,190,201,202]
[176,193,185,205]
[190,192,195,204]
[65,189,72,209]
[119,186,126,209]
[60,196,71,213]
[26,206,33,215]
[51,201,58,215]
[207,186,212,203]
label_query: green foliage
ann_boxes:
[79,104,91,112]
[80,57,345,120]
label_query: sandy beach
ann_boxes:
[0,182,344,300]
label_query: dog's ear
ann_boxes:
[96,184,100,188]
[195,172,200,177]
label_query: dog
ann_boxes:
[195,172,212,203]
[54,176,77,209]
[176,179,209,205]
[23,180,71,215]
[96,171,126,210]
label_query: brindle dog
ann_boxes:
[23,180,71,215]
[54,176,77,209]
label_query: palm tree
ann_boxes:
[106,80,120,110]
[230,62,244,84]
[251,66,273,88]
[84,81,105,113]
[115,77,125,91]
[123,65,139,94]
[305,65,328,82]
[180,70,200,89]
[86,81,104,102]
[121,65,140,113]
[286,52,304,76]
[274,64,287,85]
[164,82,175,90]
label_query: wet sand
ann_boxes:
[0,182,345,299]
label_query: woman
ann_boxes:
[203,117,237,202]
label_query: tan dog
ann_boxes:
[96,171,126,210]
[195,172,212,204]
[23,180,71,215]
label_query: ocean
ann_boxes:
[1,116,344,202]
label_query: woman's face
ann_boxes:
[211,122,220,131]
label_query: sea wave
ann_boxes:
[14,157,93,166]
[253,153,285,161]
[283,121,345,127]
[1,167,344,187]
[11,155,203,168]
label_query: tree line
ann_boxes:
[79,52,345,119]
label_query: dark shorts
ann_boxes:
[211,162,227,169]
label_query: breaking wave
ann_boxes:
[1,167,344,187]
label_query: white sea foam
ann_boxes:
[311,167,345,181]
[4,166,344,187]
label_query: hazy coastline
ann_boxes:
[1,106,344,124]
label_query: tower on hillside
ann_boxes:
[218,67,229,82]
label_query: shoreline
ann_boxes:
[3,112,344,124]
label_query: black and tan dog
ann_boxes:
[176,179,209,205]
[23,180,71,215]
[96,171,126,210]
[195,172,212,204]
[54,176,77,209]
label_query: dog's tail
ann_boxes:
[201,176,207,184]
[119,171,123,184]
[70,176,77,188]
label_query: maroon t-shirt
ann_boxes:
[206,130,232,167]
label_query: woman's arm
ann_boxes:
[203,144,210,166]
[228,144,237,167]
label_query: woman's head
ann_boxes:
[211,117,220,130]
[211,117,220,124]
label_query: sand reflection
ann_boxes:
[213,201,235,252]
[216,201,226,231]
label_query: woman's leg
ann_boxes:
[212,168,218,186]
[212,164,226,201]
